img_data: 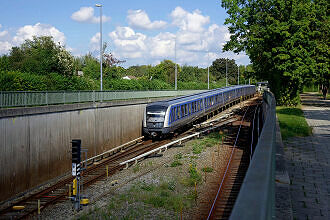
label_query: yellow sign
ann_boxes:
[73,178,77,196]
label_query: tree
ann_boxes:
[81,53,100,80]
[221,0,329,105]
[149,60,180,84]
[179,65,211,83]
[7,36,74,76]
[210,58,238,85]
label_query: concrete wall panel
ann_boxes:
[0,103,146,202]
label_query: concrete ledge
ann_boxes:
[275,117,293,220]
[0,97,169,118]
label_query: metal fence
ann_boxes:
[0,90,207,108]
[230,90,276,220]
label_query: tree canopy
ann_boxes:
[221,0,329,105]
[210,58,238,85]
[7,36,74,76]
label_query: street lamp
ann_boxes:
[226,59,228,87]
[207,50,210,90]
[174,37,177,90]
[95,4,103,91]
[238,65,240,85]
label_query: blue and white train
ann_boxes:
[143,85,256,138]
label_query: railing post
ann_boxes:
[78,91,81,103]
[46,91,48,106]
[24,91,27,107]
[93,90,95,103]
[0,91,2,108]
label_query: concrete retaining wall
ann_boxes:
[0,101,147,202]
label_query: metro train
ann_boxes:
[143,85,256,138]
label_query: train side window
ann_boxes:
[170,108,173,123]
[177,107,179,119]
[185,104,188,116]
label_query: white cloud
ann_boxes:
[12,23,66,45]
[0,24,8,38]
[0,41,12,54]
[171,7,210,33]
[71,7,110,23]
[106,7,250,67]
[127,10,167,30]
[149,32,175,57]
[89,32,100,51]
[0,31,8,38]
[109,26,147,58]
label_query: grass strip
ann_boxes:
[276,106,312,140]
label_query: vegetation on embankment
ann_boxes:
[0,36,252,91]
[276,106,312,140]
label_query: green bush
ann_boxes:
[0,71,97,91]
[0,71,47,91]
[103,79,172,91]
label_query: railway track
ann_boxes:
[0,139,171,219]
[0,96,260,219]
[198,98,262,220]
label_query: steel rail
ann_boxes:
[0,139,164,219]
[206,106,250,220]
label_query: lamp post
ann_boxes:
[207,51,210,90]
[174,37,177,90]
[238,65,240,85]
[95,4,103,91]
[226,59,228,87]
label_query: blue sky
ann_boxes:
[0,0,250,67]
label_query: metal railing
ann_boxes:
[230,90,276,220]
[0,90,207,108]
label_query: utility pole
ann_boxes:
[226,59,228,87]
[175,37,177,90]
[238,65,240,85]
[207,51,209,90]
[95,4,103,91]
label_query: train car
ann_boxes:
[143,85,256,138]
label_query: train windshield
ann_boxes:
[146,105,167,122]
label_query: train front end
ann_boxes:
[143,103,170,138]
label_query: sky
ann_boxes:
[0,0,250,68]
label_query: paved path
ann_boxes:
[282,93,330,220]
